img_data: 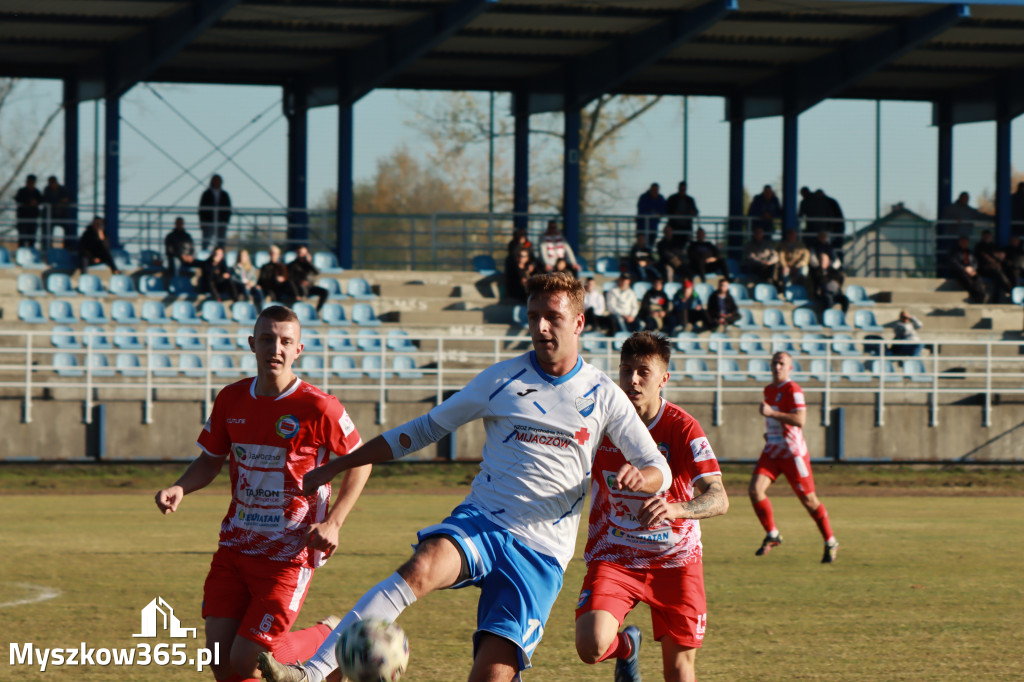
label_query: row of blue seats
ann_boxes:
[16,272,376,300]
[588,355,931,383]
[48,326,415,352]
[19,298,381,327]
[46,352,424,380]
[614,281,876,308]
[584,332,888,357]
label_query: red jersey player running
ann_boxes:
[576,332,729,682]
[155,305,371,681]
[749,351,839,563]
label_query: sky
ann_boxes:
[6,78,1024,226]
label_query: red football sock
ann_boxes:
[752,498,776,534]
[810,503,834,541]
[596,630,634,663]
[272,623,332,665]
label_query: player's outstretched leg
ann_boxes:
[755,532,783,556]
[799,493,837,563]
[614,625,643,682]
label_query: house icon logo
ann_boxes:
[133,597,197,638]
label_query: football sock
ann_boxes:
[595,630,633,663]
[305,572,417,682]
[273,623,332,665]
[752,498,777,534]
[810,503,834,541]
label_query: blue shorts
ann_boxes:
[417,503,563,670]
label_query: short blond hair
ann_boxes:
[526,272,584,316]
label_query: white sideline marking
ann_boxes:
[0,582,61,608]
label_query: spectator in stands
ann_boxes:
[164,217,196,278]
[688,227,729,283]
[888,309,923,357]
[635,183,666,242]
[1004,235,1023,287]
[552,257,574,277]
[200,246,239,301]
[949,235,987,303]
[232,248,264,308]
[777,228,811,288]
[78,216,119,274]
[748,185,782,237]
[639,277,671,332]
[810,252,848,313]
[974,229,1014,303]
[1012,182,1024,236]
[707,277,739,331]
[258,245,297,305]
[665,180,698,238]
[628,234,661,282]
[288,245,329,312]
[801,188,845,247]
[938,192,986,274]
[539,220,580,275]
[42,175,71,251]
[742,225,780,287]
[504,247,533,303]
[583,277,611,333]
[606,274,641,333]
[656,224,689,283]
[506,228,534,269]
[667,279,710,334]
[808,229,839,269]
[198,174,232,250]
[821,190,845,246]
[15,174,42,248]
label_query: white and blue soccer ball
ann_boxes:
[335,618,409,682]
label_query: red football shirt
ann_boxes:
[585,399,722,569]
[197,378,362,567]
[763,379,807,457]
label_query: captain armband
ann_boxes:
[382,414,450,459]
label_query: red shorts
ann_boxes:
[202,547,315,648]
[755,447,816,495]
[575,560,707,649]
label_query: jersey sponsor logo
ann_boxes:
[574,426,591,445]
[275,415,300,439]
[233,444,286,468]
[226,418,246,424]
[338,410,356,437]
[577,589,591,609]
[510,425,574,449]
[203,417,212,432]
[237,471,284,505]
[516,388,537,397]
[690,437,716,463]
[793,391,805,406]
[610,527,672,545]
[575,397,595,417]
[234,507,285,531]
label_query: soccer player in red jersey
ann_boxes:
[749,351,839,563]
[154,305,371,681]
[576,331,729,682]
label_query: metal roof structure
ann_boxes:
[3,0,1024,122]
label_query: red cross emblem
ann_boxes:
[574,427,590,445]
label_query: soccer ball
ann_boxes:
[335,618,409,682]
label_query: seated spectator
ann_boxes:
[605,274,641,333]
[938,192,986,275]
[287,245,329,311]
[810,252,849,313]
[78,217,120,274]
[888,309,923,357]
[687,228,729,282]
[639,277,671,332]
[808,229,840,269]
[748,184,782,237]
[506,228,534,267]
[742,226,780,287]
[258,245,297,305]
[1004,235,1023,287]
[667,279,710,334]
[504,247,533,303]
[628,234,661,282]
[777,228,810,288]
[974,230,1014,303]
[949,235,987,303]
[199,246,239,301]
[706,277,739,331]
[232,248,264,308]
[583,277,611,333]
[656,224,689,282]
[164,217,196,278]
[539,220,580,275]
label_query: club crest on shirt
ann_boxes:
[657,442,670,462]
[275,414,300,439]
[575,397,595,417]
[577,589,591,609]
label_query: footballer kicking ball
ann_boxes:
[335,618,409,682]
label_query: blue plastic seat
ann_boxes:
[168,276,196,298]
[111,300,140,324]
[236,328,251,349]
[738,333,767,355]
[846,284,874,307]
[82,326,113,349]
[108,274,136,298]
[903,359,931,383]
[841,358,870,382]
[115,353,145,377]
[735,308,760,330]
[748,358,772,382]
[171,301,200,324]
[17,273,45,296]
[589,356,612,373]
[139,275,168,298]
[292,301,322,327]
[16,247,45,269]
[790,359,807,381]
[512,305,528,327]
[662,281,682,299]
[674,332,702,354]
[46,248,75,270]
[729,283,753,306]
[1012,286,1024,306]
[762,308,791,331]
[386,329,417,351]
[175,327,204,350]
[327,330,355,352]
[112,248,134,272]
[146,328,175,351]
[611,331,631,351]
[138,250,163,271]
[684,358,713,381]
[770,334,797,354]
[472,254,498,276]
[754,283,783,305]
[809,358,831,382]
[179,354,205,378]
[346,277,376,300]
[867,359,902,382]
[210,355,239,377]
[231,301,258,325]
[313,251,345,274]
[393,355,423,379]
[239,354,256,374]
[321,302,351,326]
[88,354,115,377]
[53,352,83,377]
[151,353,177,377]
[631,281,652,299]
[79,300,109,325]
[793,308,823,331]
[351,303,381,326]
[46,273,77,297]
[595,257,620,276]
[707,332,736,355]
[823,309,853,331]
[693,283,713,305]
[201,300,229,324]
[113,327,144,350]
[356,329,382,351]
[581,333,611,354]
[78,273,107,297]
[362,355,393,380]
[48,300,77,324]
[321,278,347,299]
[18,299,46,323]
[50,325,81,349]
[800,333,828,356]
[299,355,327,378]
[208,327,235,351]
[721,358,745,381]
[330,355,361,379]
[303,331,325,353]
[0,245,12,268]
[854,309,884,332]
[785,284,810,306]
[141,301,168,324]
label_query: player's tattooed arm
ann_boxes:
[637,474,728,525]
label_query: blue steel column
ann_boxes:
[63,78,79,247]
[513,104,530,233]
[562,106,581,252]
[286,86,309,248]
[995,115,1012,244]
[782,111,798,231]
[727,97,745,258]
[103,94,120,248]
[936,105,953,218]
[336,103,354,269]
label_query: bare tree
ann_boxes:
[0,78,63,201]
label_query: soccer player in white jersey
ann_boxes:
[576,332,728,682]
[258,272,672,682]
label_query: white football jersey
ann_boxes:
[428,351,670,569]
